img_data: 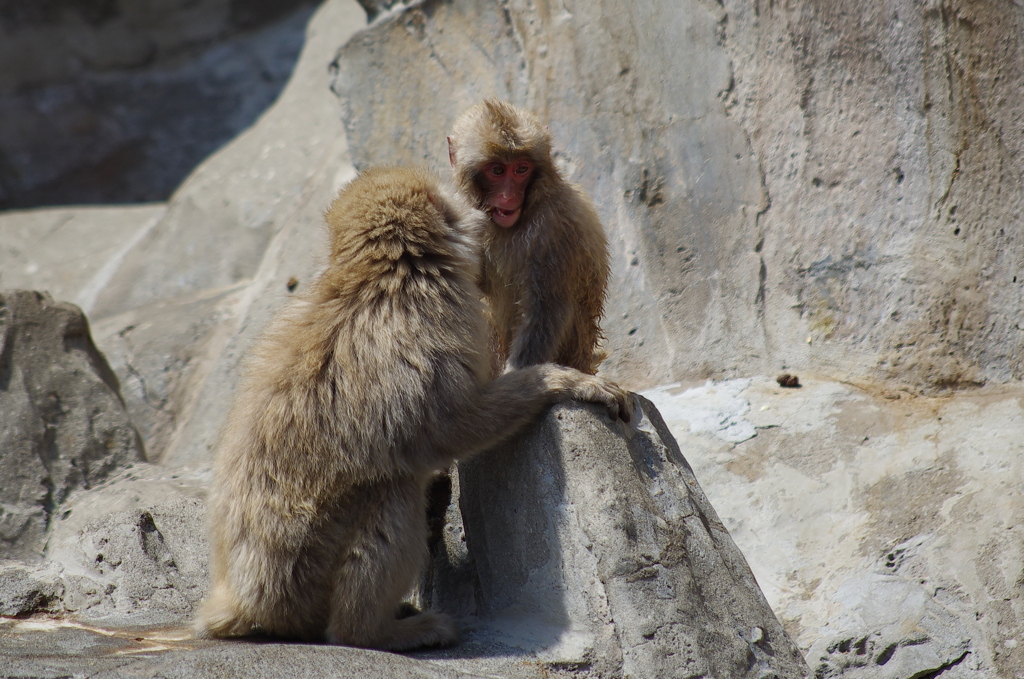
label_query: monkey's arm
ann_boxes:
[432,364,630,465]
[507,251,572,369]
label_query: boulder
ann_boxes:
[0,290,144,561]
[450,397,810,677]
[44,464,210,626]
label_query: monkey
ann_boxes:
[447,99,611,376]
[192,166,631,652]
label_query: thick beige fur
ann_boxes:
[193,167,630,651]
[449,99,611,375]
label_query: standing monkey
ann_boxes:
[448,99,610,375]
[193,167,630,651]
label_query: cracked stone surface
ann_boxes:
[0,290,144,561]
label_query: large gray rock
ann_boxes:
[329,0,1024,395]
[0,290,143,561]
[450,398,809,678]
[0,462,209,625]
[45,464,210,625]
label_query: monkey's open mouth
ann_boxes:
[490,207,521,228]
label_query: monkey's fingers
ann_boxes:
[606,386,634,424]
[570,376,633,423]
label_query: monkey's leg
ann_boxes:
[325,479,458,651]
[194,583,253,639]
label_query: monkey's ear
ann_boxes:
[447,136,456,167]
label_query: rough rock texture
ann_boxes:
[45,466,210,625]
[0,0,318,208]
[720,0,1024,393]
[0,623,508,679]
[0,290,144,561]
[643,376,1024,678]
[452,399,809,678]
[2,0,1024,676]
[330,0,1024,395]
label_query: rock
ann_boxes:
[720,0,1024,392]
[91,288,245,464]
[0,205,166,313]
[0,290,144,561]
[0,563,63,617]
[354,0,403,22]
[449,398,810,678]
[0,1,320,209]
[0,0,368,465]
[45,464,210,625]
[643,376,1024,678]
[0,624,498,679]
[329,0,1024,394]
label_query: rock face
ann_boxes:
[0,0,318,208]
[453,399,809,678]
[643,377,1024,679]
[329,0,1024,395]
[0,290,144,561]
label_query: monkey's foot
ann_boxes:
[329,610,458,652]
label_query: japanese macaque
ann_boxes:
[193,167,631,651]
[447,99,611,375]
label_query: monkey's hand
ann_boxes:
[546,367,633,423]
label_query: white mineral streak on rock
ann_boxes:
[642,379,757,443]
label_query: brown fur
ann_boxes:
[193,167,630,651]
[448,99,611,375]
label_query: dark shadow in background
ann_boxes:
[0,0,320,210]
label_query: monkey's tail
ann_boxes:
[193,586,254,639]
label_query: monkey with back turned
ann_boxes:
[193,166,631,651]
[447,99,610,375]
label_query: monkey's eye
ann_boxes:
[513,161,532,175]
[485,164,505,177]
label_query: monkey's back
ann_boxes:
[203,167,488,639]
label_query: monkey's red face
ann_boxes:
[480,158,534,228]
